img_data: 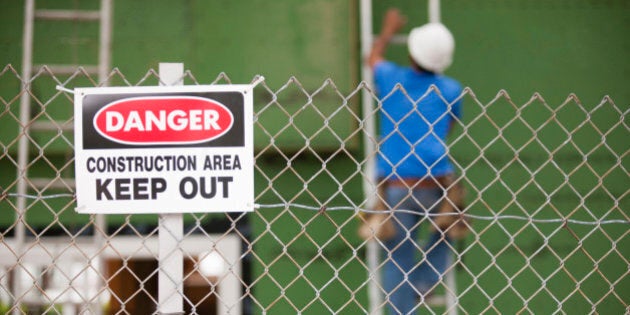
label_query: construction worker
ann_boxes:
[366,8,464,314]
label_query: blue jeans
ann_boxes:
[383,186,453,315]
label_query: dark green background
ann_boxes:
[0,0,628,314]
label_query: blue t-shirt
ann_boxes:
[374,61,463,179]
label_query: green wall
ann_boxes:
[0,0,628,314]
[374,0,630,106]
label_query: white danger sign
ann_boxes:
[74,85,254,214]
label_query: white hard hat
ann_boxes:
[408,23,455,73]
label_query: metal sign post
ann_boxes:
[158,62,185,315]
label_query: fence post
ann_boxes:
[157,62,185,315]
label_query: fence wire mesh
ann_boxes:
[0,65,628,314]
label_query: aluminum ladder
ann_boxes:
[13,0,113,314]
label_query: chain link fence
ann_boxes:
[0,65,628,314]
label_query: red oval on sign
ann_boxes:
[93,96,234,145]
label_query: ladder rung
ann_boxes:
[425,294,447,306]
[30,178,76,190]
[34,9,101,21]
[33,64,99,75]
[30,121,74,132]
[373,34,408,45]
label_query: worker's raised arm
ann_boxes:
[367,8,407,69]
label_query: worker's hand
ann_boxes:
[369,8,407,68]
[382,8,407,35]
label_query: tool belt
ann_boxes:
[384,176,443,189]
[358,174,471,240]
[432,174,471,240]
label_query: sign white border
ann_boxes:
[74,84,254,214]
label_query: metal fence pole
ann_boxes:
[157,62,185,315]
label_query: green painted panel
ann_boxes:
[0,1,627,314]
